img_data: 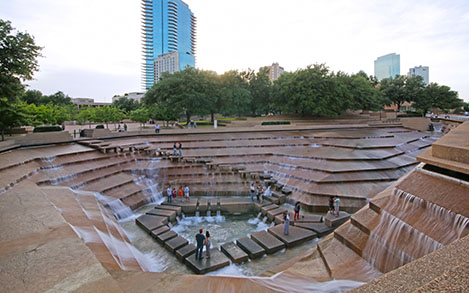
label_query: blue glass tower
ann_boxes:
[374,53,400,81]
[141,0,196,90]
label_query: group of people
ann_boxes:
[166,185,190,203]
[195,229,211,260]
[250,182,267,203]
[187,121,197,129]
[173,142,182,156]
[116,123,128,132]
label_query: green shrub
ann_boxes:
[261,121,291,125]
[95,124,105,129]
[33,126,63,133]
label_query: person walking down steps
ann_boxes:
[283,212,290,235]
[166,185,172,203]
[294,201,301,221]
[173,142,177,156]
[178,142,182,156]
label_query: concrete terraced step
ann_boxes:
[293,222,334,237]
[146,208,177,222]
[175,243,196,262]
[185,248,230,274]
[268,224,316,247]
[350,207,380,234]
[121,192,149,210]
[250,230,285,254]
[79,173,135,192]
[220,242,249,263]
[104,182,145,200]
[136,214,168,233]
[236,237,265,259]
[165,236,189,253]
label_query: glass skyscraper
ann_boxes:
[141,0,196,90]
[374,53,400,81]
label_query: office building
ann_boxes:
[154,51,179,82]
[408,65,429,84]
[261,63,285,82]
[374,53,400,81]
[141,0,196,89]
[112,92,146,103]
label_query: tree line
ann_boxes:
[1,18,467,141]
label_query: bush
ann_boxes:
[261,121,291,125]
[33,126,63,133]
[95,124,104,129]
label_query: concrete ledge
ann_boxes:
[324,212,351,228]
[175,243,196,262]
[185,248,230,274]
[236,237,265,259]
[221,242,249,264]
[156,230,177,244]
[268,224,316,247]
[165,236,189,254]
[150,225,170,238]
[136,214,168,233]
[251,230,285,254]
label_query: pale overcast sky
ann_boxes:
[1,0,468,102]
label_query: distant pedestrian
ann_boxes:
[178,186,184,200]
[334,196,340,216]
[61,124,65,131]
[188,122,192,129]
[124,123,127,131]
[204,231,211,259]
[155,124,160,133]
[172,188,177,200]
[250,183,255,202]
[117,124,121,132]
[294,201,301,221]
[328,196,334,214]
[193,121,197,128]
[195,229,206,260]
[173,143,177,156]
[283,212,290,235]
[167,185,172,203]
[184,185,190,201]
[260,185,265,204]
[178,142,182,156]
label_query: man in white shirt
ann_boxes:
[184,185,190,201]
[167,185,172,203]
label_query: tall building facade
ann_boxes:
[260,63,285,82]
[408,65,429,84]
[374,53,400,81]
[141,0,196,90]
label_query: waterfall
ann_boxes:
[257,212,262,219]
[195,211,200,218]
[206,210,211,217]
[216,210,221,217]
[107,199,134,221]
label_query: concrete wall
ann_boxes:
[401,117,431,131]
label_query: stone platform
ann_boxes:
[268,224,317,247]
[220,242,249,264]
[236,237,266,258]
[324,211,351,228]
[136,214,168,233]
[251,230,285,254]
[185,248,231,274]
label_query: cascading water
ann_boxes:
[362,187,468,273]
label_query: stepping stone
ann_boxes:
[274,183,284,190]
[220,242,249,264]
[267,207,288,221]
[185,248,230,274]
[268,224,316,248]
[146,208,177,222]
[165,236,189,254]
[265,196,280,205]
[293,222,334,237]
[176,243,196,262]
[150,225,170,238]
[272,192,287,204]
[261,204,278,215]
[136,214,168,233]
[251,230,285,254]
[236,237,265,259]
[156,230,177,244]
[259,174,272,180]
[154,204,182,216]
[324,211,351,228]
[294,215,323,223]
[255,201,271,212]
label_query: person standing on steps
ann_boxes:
[250,183,255,202]
[167,185,172,203]
[294,201,301,221]
[328,196,334,214]
[256,183,261,202]
[334,196,341,216]
[283,212,290,235]
[178,186,184,201]
[173,143,177,156]
[184,185,190,201]
[195,229,206,260]
[154,124,160,133]
[172,187,177,201]
[124,123,127,132]
[204,231,211,259]
[178,142,182,156]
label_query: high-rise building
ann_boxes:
[374,53,400,81]
[408,65,429,84]
[141,0,196,90]
[154,51,179,82]
[260,63,285,82]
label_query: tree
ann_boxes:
[22,89,43,105]
[379,75,407,110]
[149,102,179,127]
[129,107,150,128]
[0,98,30,141]
[94,106,124,129]
[0,20,42,102]
[243,68,271,115]
[218,70,251,117]
[144,67,217,123]
[112,97,140,113]
[77,107,96,128]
